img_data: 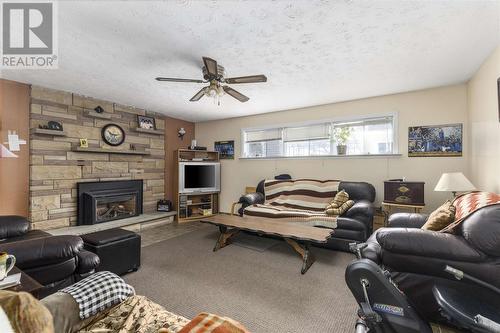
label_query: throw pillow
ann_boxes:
[0,290,54,333]
[325,200,355,216]
[327,190,349,209]
[178,313,250,333]
[422,201,456,231]
[60,271,135,319]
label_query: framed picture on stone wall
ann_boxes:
[137,115,156,130]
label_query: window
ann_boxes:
[242,115,396,158]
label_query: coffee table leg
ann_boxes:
[285,238,316,274]
[213,226,239,252]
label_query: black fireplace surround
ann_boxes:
[77,180,143,225]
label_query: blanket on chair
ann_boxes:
[263,179,340,211]
[441,191,500,233]
[178,313,249,333]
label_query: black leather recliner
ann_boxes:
[361,205,500,320]
[238,180,376,251]
[0,215,100,297]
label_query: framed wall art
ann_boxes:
[214,140,235,159]
[408,124,462,157]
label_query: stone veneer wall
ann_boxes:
[29,86,165,230]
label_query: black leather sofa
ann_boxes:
[0,215,100,297]
[361,205,500,320]
[238,180,376,251]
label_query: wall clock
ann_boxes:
[102,124,125,146]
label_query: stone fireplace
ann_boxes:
[77,180,143,225]
[28,86,166,230]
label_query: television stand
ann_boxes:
[174,149,220,223]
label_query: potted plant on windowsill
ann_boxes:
[332,127,352,155]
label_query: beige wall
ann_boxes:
[196,84,469,213]
[467,46,500,193]
[0,80,30,216]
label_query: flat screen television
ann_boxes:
[179,162,220,193]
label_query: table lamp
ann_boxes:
[434,172,475,197]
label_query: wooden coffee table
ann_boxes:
[201,215,334,274]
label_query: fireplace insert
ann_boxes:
[77,180,143,225]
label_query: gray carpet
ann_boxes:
[125,227,358,333]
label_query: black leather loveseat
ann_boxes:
[361,205,500,320]
[0,215,100,297]
[237,180,376,251]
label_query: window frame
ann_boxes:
[240,113,399,159]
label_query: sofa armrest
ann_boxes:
[0,235,84,270]
[77,250,100,274]
[239,192,265,206]
[343,200,374,219]
[0,215,29,239]
[376,228,485,262]
[387,213,428,229]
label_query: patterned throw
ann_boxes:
[441,191,500,233]
[178,313,249,333]
[244,179,341,228]
[79,295,189,333]
[263,179,340,211]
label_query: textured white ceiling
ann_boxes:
[2,0,499,122]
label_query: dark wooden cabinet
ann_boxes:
[384,180,425,206]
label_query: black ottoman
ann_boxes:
[82,228,141,275]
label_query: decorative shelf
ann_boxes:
[186,202,212,206]
[83,110,112,119]
[134,127,164,135]
[34,128,67,136]
[71,147,150,155]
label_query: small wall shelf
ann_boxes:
[134,128,164,135]
[72,147,150,155]
[83,110,112,119]
[34,128,67,136]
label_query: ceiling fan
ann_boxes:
[155,57,267,105]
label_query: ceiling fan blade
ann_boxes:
[223,86,249,102]
[189,87,207,102]
[202,57,218,77]
[224,75,267,84]
[156,77,204,83]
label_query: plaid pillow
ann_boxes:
[326,200,354,216]
[61,271,135,319]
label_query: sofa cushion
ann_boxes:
[0,216,29,239]
[422,201,455,231]
[42,292,96,333]
[0,290,54,333]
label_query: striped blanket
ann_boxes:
[441,191,500,233]
[244,179,340,229]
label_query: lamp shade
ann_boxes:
[434,172,475,192]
